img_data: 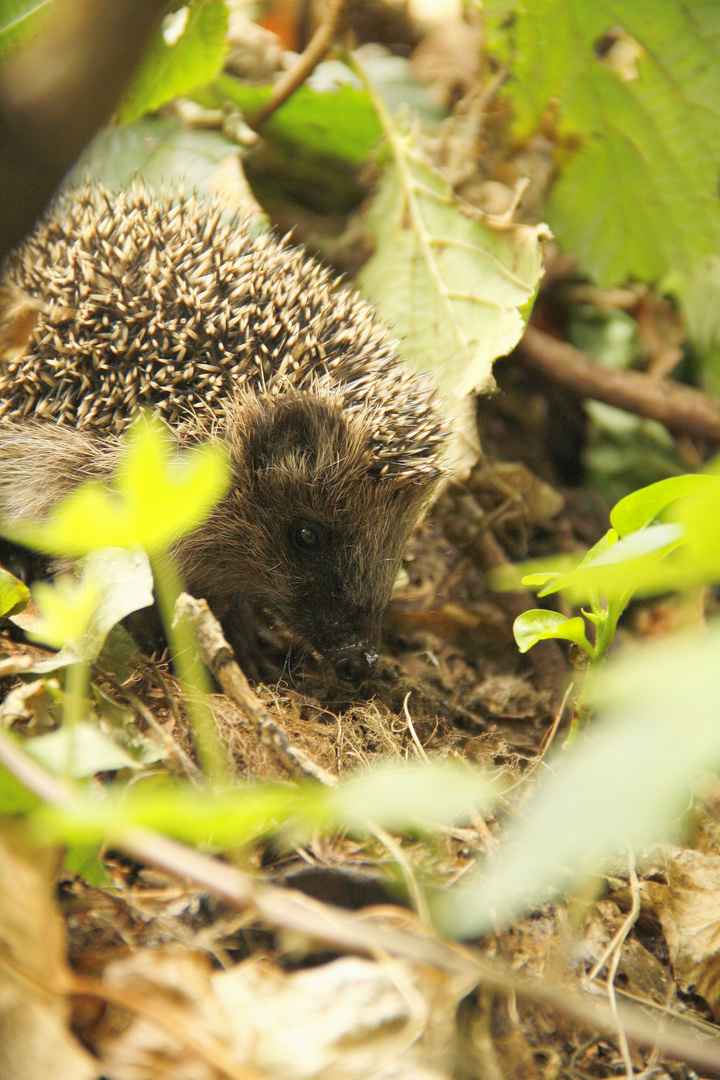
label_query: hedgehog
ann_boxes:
[0,180,445,682]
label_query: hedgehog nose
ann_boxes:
[334,645,378,684]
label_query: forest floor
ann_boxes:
[4,348,717,1080]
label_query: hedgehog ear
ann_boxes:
[248,396,328,470]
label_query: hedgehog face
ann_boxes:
[177,391,437,683]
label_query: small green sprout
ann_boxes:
[498,469,720,733]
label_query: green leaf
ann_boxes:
[71,117,249,203]
[330,761,498,832]
[32,761,497,848]
[0,0,53,60]
[30,575,101,652]
[62,844,111,888]
[11,414,231,557]
[610,474,720,536]
[0,566,30,618]
[435,617,720,937]
[508,0,720,285]
[30,548,153,660]
[536,524,682,604]
[357,132,547,406]
[0,763,40,813]
[674,256,720,395]
[567,306,640,369]
[513,610,593,656]
[579,522,684,570]
[212,72,383,167]
[583,401,689,507]
[521,529,619,600]
[26,721,143,779]
[119,0,229,125]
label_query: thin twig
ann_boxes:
[364,817,431,924]
[175,594,337,787]
[520,324,720,443]
[106,676,205,787]
[587,851,642,1079]
[249,0,349,129]
[403,691,431,765]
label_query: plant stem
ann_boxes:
[150,551,230,785]
[567,604,622,742]
[62,657,89,782]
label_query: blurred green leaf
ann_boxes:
[583,401,688,507]
[32,761,497,848]
[353,50,445,124]
[330,761,498,832]
[567,306,640,369]
[29,548,153,661]
[25,720,143,778]
[0,566,30,618]
[674,256,720,395]
[0,763,40,813]
[119,0,229,125]
[491,554,578,593]
[508,0,720,285]
[527,523,683,604]
[71,117,247,202]
[0,0,53,59]
[513,610,593,655]
[435,618,720,937]
[62,844,111,887]
[11,414,231,557]
[610,473,720,536]
[30,575,100,651]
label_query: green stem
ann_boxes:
[567,602,623,742]
[150,551,229,786]
[62,658,89,783]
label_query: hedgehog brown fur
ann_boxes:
[0,181,445,682]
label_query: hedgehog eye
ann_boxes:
[299,525,318,547]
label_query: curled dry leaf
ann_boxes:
[92,951,474,1080]
[642,846,720,1021]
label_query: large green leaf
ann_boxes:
[119,0,229,125]
[513,610,592,655]
[0,566,29,618]
[26,720,144,778]
[358,133,546,411]
[508,0,720,285]
[30,548,153,661]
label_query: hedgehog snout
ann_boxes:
[330,642,379,684]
